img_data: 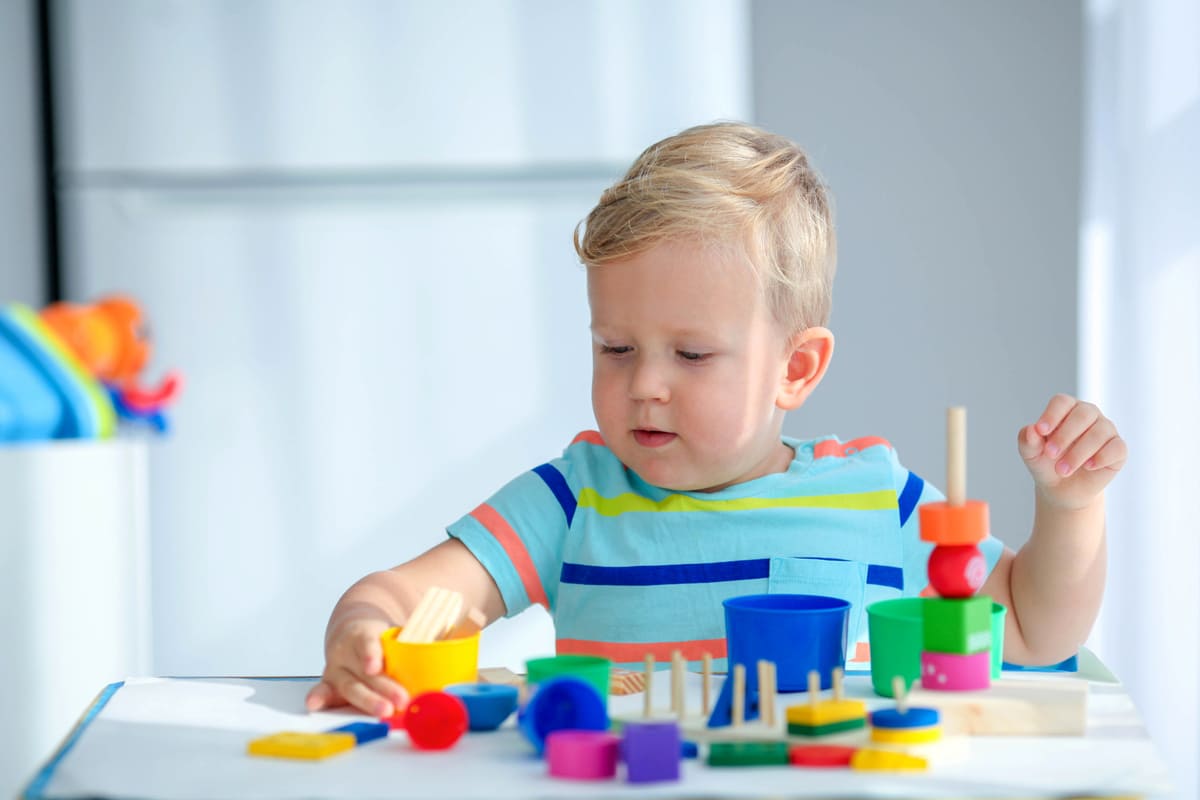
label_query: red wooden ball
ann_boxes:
[927,544,987,598]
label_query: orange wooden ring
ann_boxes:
[918,500,989,545]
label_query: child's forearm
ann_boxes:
[1008,493,1107,663]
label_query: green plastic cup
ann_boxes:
[990,601,1007,678]
[525,654,611,702]
[866,598,925,697]
[867,597,1008,696]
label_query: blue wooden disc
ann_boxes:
[869,706,940,729]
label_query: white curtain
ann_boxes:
[1082,1,1200,798]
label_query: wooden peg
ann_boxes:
[671,650,685,718]
[832,666,845,702]
[947,406,966,506]
[893,676,909,714]
[643,653,654,718]
[807,669,821,712]
[702,653,713,716]
[732,665,746,728]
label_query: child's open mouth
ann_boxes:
[633,429,677,447]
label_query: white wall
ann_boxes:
[0,0,45,306]
[753,1,1082,554]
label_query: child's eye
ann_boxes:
[677,350,711,362]
[600,345,632,356]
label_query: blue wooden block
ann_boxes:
[328,721,389,744]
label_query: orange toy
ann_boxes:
[40,296,149,386]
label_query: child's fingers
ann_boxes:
[304,680,343,712]
[1041,400,1100,460]
[1034,393,1078,437]
[1083,434,1128,471]
[354,631,385,676]
[1056,418,1113,476]
[1016,424,1045,463]
[327,666,398,718]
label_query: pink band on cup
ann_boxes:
[546,730,620,780]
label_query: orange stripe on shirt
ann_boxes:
[469,503,549,609]
[813,436,892,460]
[571,430,605,446]
[557,637,727,662]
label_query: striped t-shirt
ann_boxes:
[447,431,1003,670]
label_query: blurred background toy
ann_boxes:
[0,296,181,442]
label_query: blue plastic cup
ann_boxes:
[723,593,850,692]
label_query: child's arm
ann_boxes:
[980,394,1125,665]
[304,540,506,717]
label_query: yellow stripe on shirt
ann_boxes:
[577,487,898,516]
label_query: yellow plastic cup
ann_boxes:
[379,627,480,695]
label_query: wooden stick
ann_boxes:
[807,669,820,712]
[643,653,654,718]
[701,653,712,716]
[732,665,746,728]
[832,666,844,702]
[893,676,909,714]
[671,650,685,718]
[756,661,770,726]
[398,587,463,643]
[947,406,966,506]
[446,607,486,639]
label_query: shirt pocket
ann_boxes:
[767,556,868,652]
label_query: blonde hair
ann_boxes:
[574,121,836,333]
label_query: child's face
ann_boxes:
[588,239,795,492]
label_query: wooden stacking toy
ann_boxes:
[917,407,992,691]
[785,668,866,737]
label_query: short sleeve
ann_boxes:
[892,457,1005,596]
[446,458,573,618]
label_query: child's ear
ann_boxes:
[777,326,835,411]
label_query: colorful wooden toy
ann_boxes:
[906,678,1088,736]
[921,650,991,691]
[788,744,858,767]
[622,720,682,783]
[850,748,929,772]
[518,676,608,756]
[927,544,988,597]
[918,500,989,546]
[327,721,389,744]
[444,683,519,731]
[922,596,992,654]
[403,691,469,750]
[708,741,789,767]
[247,731,356,760]
[786,669,866,736]
[870,725,942,744]
[546,730,620,780]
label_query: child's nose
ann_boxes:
[628,356,670,402]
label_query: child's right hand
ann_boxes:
[304,617,409,717]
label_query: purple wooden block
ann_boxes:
[622,720,681,783]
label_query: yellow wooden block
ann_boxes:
[851,748,928,771]
[870,725,942,744]
[785,699,866,727]
[247,732,357,760]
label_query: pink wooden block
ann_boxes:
[546,730,620,780]
[920,650,991,691]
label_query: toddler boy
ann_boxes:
[307,122,1124,718]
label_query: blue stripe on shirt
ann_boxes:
[532,463,576,526]
[897,470,924,527]
[561,558,903,590]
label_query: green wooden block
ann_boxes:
[922,596,992,654]
[708,741,789,767]
[786,717,866,737]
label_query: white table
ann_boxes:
[24,655,1172,799]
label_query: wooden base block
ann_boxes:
[906,677,1087,736]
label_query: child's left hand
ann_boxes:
[1018,393,1127,510]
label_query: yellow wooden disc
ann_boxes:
[870,725,942,744]
[850,748,929,771]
